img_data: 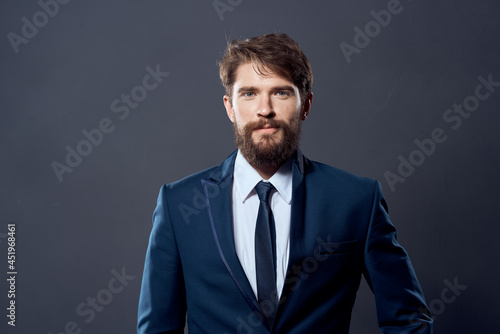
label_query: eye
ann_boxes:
[243,92,255,97]
[276,91,290,97]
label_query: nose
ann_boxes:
[257,95,275,118]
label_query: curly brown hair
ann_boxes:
[218,33,313,105]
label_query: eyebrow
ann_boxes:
[271,86,296,93]
[237,86,257,94]
[236,86,296,94]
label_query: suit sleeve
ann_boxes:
[363,181,433,334]
[137,185,186,334]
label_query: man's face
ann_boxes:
[224,62,312,167]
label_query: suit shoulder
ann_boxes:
[307,160,379,192]
[162,165,219,191]
[153,166,221,210]
[159,150,237,193]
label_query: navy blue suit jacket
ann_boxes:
[138,150,433,333]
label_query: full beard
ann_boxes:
[233,117,301,168]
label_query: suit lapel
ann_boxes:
[288,154,307,272]
[202,151,262,314]
[279,149,315,304]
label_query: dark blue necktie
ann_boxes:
[254,181,278,328]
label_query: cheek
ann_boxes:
[233,113,244,127]
[233,107,253,124]
[233,115,247,132]
[280,104,302,121]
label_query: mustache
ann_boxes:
[244,119,283,131]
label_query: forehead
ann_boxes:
[233,62,296,88]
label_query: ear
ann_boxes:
[224,95,235,123]
[300,92,313,120]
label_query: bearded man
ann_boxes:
[137,33,433,334]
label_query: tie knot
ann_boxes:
[255,181,275,202]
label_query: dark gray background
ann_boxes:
[1,0,499,333]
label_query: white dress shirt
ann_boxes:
[232,150,292,299]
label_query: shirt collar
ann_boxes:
[234,150,293,204]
